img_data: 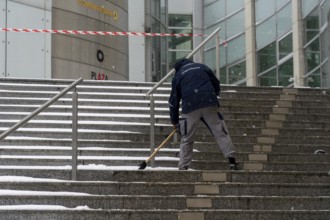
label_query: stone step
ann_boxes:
[0,155,328,171]
[283,121,330,129]
[0,121,263,137]
[0,147,327,163]
[0,209,328,220]
[0,130,258,143]
[269,144,330,153]
[0,138,254,152]
[0,180,328,197]
[274,136,330,145]
[0,96,281,108]
[0,169,329,183]
[0,193,328,210]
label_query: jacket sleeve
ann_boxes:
[168,76,181,124]
[205,67,220,96]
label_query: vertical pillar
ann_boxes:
[245,0,257,86]
[193,0,204,63]
[292,0,305,87]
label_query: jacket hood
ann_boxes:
[173,58,194,71]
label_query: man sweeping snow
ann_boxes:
[168,58,238,171]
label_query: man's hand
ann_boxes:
[173,123,180,135]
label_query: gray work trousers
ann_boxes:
[178,106,236,169]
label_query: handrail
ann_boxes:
[146,27,221,168]
[0,78,83,141]
[146,27,221,97]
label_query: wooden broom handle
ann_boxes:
[146,129,177,163]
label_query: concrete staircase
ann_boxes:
[0,78,329,219]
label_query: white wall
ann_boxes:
[2,0,51,79]
[128,0,146,82]
[168,0,193,14]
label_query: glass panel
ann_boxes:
[277,3,292,37]
[255,0,276,23]
[228,61,246,84]
[226,10,244,37]
[168,51,190,69]
[256,15,276,49]
[205,45,227,72]
[227,34,245,64]
[304,8,320,43]
[258,68,277,86]
[205,49,216,72]
[276,0,290,10]
[226,0,244,15]
[278,58,293,86]
[321,0,330,27]
[278,33,293,60]
[305,68,321,87]
[305,37,321,72]
[204,0,217,6]
[168,29,193,50]
[220,67,227,84]
[321,30,329,62]
[169,14,192,28]
[257,42,277,73]
[322,61,329,87]
[204,0,226,26]
[204,22,226,49]
[302,0,320,18]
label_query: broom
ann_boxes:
[138,129,177,170]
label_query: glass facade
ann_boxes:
[303,0,330,87]
[201,0,330,88]
[168,14,193,69]
[256,1,293,87]
[150,0,168,82]
[203,0,245,85]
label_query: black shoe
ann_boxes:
[179,166,188,170]
[229,163,238,171]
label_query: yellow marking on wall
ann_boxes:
[77,0,119,20]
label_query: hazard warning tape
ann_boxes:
[0,27,205,37]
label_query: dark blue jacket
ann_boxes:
[168,59,220,124]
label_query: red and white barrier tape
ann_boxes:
[0,27,206,37]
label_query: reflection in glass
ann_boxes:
[278,58,293,86]
[226,10,244,37]
[321,0,330,27]
[255,0,276,23]
[227,0,244,15]
[276,0,290,10]
[204,0,225,26]
[227,35,245,64]
[321,30,329,62]
[322,61,329,87]
[259,68,277,86]
[305,38,320,72]
[304,8,320,43]
[302,0,319,18]
[305,68,321,87]
[277,3,292,37]
[256,15,276,49]
[278,33,293,60]
[228,61,246,84]
[257,42,276,73]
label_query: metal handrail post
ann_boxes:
[215,32,220,79]
[146,27,221,97]
[149,94,155,167]
[71,90,78,180]
[0,78,84,141]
